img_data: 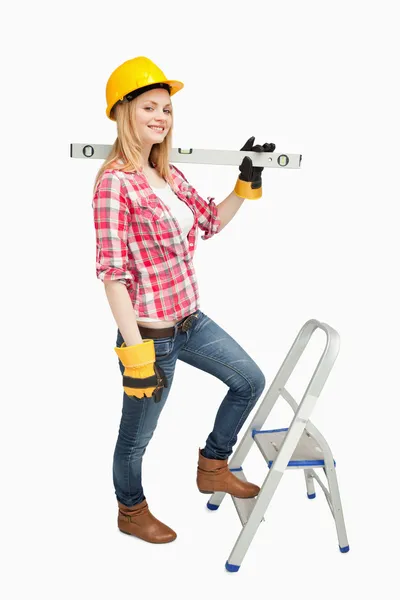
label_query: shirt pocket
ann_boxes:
[135,199,164,222]
[132,198,169,241]
[137,197,185,243]
[133,198,191,262]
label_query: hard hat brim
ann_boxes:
[107,79,184,121]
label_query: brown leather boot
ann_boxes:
[118,499,177,543]
[196,449,260,498]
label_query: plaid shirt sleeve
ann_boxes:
[193,186,221,240]
[171,165,221,240]
[92,171,133,285]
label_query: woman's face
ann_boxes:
[135,88,173,146]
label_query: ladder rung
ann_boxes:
[252,428,336,469]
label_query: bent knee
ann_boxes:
[252,369,266,400]
[234,366,266,402]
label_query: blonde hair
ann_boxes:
[93,94,175,195]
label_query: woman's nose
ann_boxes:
[156,109,169,120]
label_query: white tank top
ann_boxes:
[135,181,195,322]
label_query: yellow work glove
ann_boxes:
[114,339,168,402]
[234,136,276,200]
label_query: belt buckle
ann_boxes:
[181,313,198,332]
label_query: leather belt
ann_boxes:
[138,312,199,339]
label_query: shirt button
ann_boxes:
[189,243,194,247]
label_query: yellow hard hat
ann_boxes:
[105,56,184,120]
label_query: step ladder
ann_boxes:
[203,319,350,572]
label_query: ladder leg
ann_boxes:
[225,469,283,572]
[324,466,350,552]
[206,491,225,510]
[304,469,316,499]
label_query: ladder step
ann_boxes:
[230,470,263,526]
[252,427,336,469]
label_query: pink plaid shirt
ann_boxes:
[92,164,221,320]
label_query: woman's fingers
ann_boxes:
[263,142,276,151]
[240,136,255,151]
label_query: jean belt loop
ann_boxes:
[172,321,180,341]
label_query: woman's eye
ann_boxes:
[144,107,171,114]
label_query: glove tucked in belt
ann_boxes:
[114,339,168,402]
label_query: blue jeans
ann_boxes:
[113,310,266,507]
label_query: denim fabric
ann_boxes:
[113,310,266,507]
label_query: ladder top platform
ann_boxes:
[252,428,337,469]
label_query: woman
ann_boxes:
[92,56,275,544]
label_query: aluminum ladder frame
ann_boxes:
[204,318,349,572]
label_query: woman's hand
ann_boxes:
[234,136,276,200]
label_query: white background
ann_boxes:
[2,0,399,597]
